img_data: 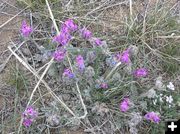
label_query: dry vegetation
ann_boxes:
[0,0,179,134]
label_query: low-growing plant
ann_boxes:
[1,0,179,134]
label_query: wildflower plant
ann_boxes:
[80,28,92,39]
[120,98,130,112]
[22,106,38,127]
[52,49,66,61]
[5,0,180,133]
[15,16,179,132]
[20,20,33,37]
[144,112,160,123]
[133,68,148,78]
[63,68,74,78]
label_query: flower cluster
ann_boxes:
[80,28,105,48]
[134,68,148,77]
[114,49,148,78]
[144,112,160,123]
[167,82,175,90]
[120,98,130,112]
[116,49,130,64]
[52,49,66,61]
[22,106,38,127]
[53,19,78,46]
[20,20,33,37]
[94,38,103,46]
[63,19,78,32]
[51,19,104,63]
[63,68,74,78]
[53,32,72,46]
[152,92,175,108]
[80,28,92,39]
[100,83,108,89]
[166,95,173,103]
[76,55,85,70]
[20,18,162,128]
[53,19,102,47]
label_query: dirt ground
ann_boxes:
[0,0,20,52]
[0,0,22,114]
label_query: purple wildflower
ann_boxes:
[120,98,129,112]
[23,119,33,127]
[53,49,66,61]
[115,49,130,64]
[100,83,108,89]
[22,106,38,127]
[121,49,130,63]
[80,28,92,39]
[53,19,78,46]
[63,68,74,78]
[63,19,78,32]
[53,32,72,46]
[115,53,121,61]
[95,38,102,46]
[134,68,148,77]
[23,106,38,119]
[144,112,160,123]
[76,55,85,70]
[20,20,33,37]
[61,25,69,33]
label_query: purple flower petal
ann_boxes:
[144,112,160,123]
[95,38,102,46]
[53,32,72,46]
[23,119,33,127]
[80,28,92,39]
[22,106,38,119]
[20,20,33,37]
[100,83,108,89]
[115,49,130,64]
[63,19,78,32]
[120,98,129,112]
[22,106,38,127]
[121,49,130,63]
[53,49,66,61]
[63,68,74,78]
[76,55,85,70]
[134,68,148,77]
